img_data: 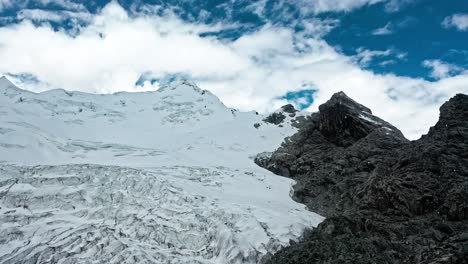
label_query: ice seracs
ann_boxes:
[0,77,323,264]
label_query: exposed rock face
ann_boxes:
[256,92,468,264]
[263,112,286,125]
[318,92,402,147]
[281,104,298,115]
[263,104,299,125]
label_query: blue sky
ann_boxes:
[0,0,467,138]
[324,0,468,79]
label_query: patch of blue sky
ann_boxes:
[135,72,191,87]
[322,0,468,79]
[280,88,317,110]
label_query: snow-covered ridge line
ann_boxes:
[0,77,323,263]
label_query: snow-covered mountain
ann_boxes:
[0,77,323,264]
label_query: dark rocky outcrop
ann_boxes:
[263,104,299,125]
[263,112,286,125]
[256,92,468,264]
[282,104,298,116]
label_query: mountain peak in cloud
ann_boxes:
[0,76,23,94]
[156,79,224,104]
[0,76,15,87]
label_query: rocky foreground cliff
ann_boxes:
[256,92,468,263]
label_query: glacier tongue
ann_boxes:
[0,79,324,263]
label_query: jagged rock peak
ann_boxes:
[439,93,468,122]
[320,91,372,114]
[281,104,297,114]
[426,93,468,140]
[317,91,402,147]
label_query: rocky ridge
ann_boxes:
[256,92,468,263]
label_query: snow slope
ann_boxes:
[0,77,323,263]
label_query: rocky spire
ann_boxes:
[317,91,402,147]
[425,93,468,141]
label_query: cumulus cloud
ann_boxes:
[442,13,468,31]
[422,60,465,80]
[1,2,249,92]
[0,1,468,140]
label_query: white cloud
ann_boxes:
[35,0,86,11]
[1,0,84,12]
[309,0,384,13]
[384,0,416,12]
[353,47,406,66]
[372,22,393,35]
[0,0,14,11]
[422,60,465,80]
[300,18,340,37]
[0,1,468,140]
[238,0,384,18]
[442,13,468,31]
[17,9,93,23]
[354,48,392,65]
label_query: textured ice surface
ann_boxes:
[0,78,323,263]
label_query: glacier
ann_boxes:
[0,77,323,264]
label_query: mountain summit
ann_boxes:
[318,91,403,147]
[0,76,15,86]
[0,76,27,97]
[257,92,468,264]
[0,79,323,264]
[1,79,466,264]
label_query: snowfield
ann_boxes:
[0,77,323,264]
